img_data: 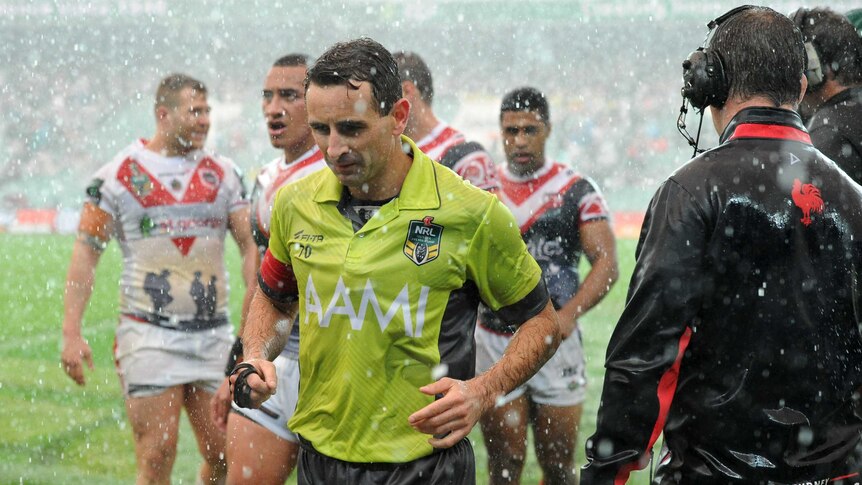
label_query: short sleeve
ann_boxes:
[467,198,545,321]
[267,185,292,267]
[86,163,118,218]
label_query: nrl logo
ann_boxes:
[403,216,443,266]
[128,161,153,197]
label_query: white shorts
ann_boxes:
[230,355,300,443]
[114,317,233,398]
[475,325,587,407]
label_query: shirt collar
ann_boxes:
[313,135,441,210]
[720,107,811,145]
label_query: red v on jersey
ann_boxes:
[117,156,225,256]
[497,163,582,233]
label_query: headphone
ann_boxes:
[681,5,755,110]
[791,7,825,90]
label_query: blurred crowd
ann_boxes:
[0,13,710,214]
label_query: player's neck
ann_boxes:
[145,132,195,158]
[405,104,439,141]
[283,136,316,164]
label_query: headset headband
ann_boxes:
[704,5,756,47]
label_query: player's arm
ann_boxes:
[61,202,112,386]
[228,206,259,325]
[556,218,619,336]
[581,179,707,484]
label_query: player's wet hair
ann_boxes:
[500,87,550,124]
[273,53,309,68]
[709,7,805,107]
[393,51,434,105]
[306,37,401,115]
[794,7,862,86]
[155,73,207,109]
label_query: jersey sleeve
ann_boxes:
[441,141,498,191]
[257,186,298,303]
[224,161,250,213]
[571,177,611,225]
[582,178,707,484]
[85,163,119,218]
[467,197,547,326]
[266,185,292,266]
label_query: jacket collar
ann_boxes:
[720,107,811,145]
[313,135,441,210]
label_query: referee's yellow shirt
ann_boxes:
[268,136,543,463]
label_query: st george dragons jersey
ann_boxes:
[250,145,326,358]
[415,121,497,190]
[480,161,610,333]
[86,139,248,330]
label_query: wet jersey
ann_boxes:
[582,108,862,484]
[480,161,610,333]
[86,139,247,330]
[261,136,548,463]
[415,121,497,190]
[250,146,326,358]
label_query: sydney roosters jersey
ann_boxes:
[86,139,248,330]
[480,161,610,332]
[250,146,326,359]
[415,122,497,190]
[250,146,326,249]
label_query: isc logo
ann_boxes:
[303,275,431,337]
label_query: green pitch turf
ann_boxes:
[0,233,655,484]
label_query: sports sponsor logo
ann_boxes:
[403,216,443,266]
[304,274,430,336]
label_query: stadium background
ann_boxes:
[1,1,859,483]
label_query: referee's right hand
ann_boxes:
[229,358,278,408]
[61,335,94,386]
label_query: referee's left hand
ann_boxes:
[408,377,484,448]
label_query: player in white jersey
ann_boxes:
[394,51,498,190]
[476,88,618,485]
[61,74,258,485]
[209,54,326,485]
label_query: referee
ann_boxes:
[230,37,563,485]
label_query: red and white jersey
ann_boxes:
[480,160,610,333]
[86,139,248,329]
[250,146,327,248]
[415,122,497,190]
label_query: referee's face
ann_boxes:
[306,81,406,197]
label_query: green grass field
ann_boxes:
[0,233,656,484]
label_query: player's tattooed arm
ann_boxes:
[76,202,113,251]
[62,202,113,386]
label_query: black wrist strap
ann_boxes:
[230,362,261,408]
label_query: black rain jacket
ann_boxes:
[808,86,862,186]
[582,108,862,485]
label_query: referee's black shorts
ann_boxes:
[297,435,475,484]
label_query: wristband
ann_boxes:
[230,362,260,408]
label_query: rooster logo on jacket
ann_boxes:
[791,178,824,226]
